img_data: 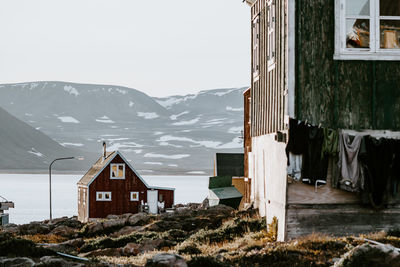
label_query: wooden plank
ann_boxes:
[286,204,400,239]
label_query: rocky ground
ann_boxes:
[1,204,400,266]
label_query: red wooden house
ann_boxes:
[77,144,174,222]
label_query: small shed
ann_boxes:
[207,176,242,209]
[77,144,174,222]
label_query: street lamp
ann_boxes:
[49,156,84,221]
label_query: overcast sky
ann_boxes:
[0,0,250,97]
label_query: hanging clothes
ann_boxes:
[301,126,329,184]
[321,128,339,188]
[287,152,302,181]
[338,131,363,192]
[285,118,308,179]
[359,136,397,208]
[391,139,400,196]
[286,118,308,156]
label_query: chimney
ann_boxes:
[103,141,107,160]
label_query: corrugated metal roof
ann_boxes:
[77,151,116,186]
[209,186,242,200]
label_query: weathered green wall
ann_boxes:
[296,0,400,130]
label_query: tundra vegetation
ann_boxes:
[1,204,400,266]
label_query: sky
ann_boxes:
[0,0,250,97]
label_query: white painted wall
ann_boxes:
[251,133,288,241]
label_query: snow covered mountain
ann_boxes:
[0,82,246,174]
[0,106,94,171]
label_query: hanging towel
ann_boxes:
[338,131,363,192]
[322,128,339,188]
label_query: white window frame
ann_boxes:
[334,0,400,60]
[130,191,139,201]
[96,191,112,201]
[267,0,276,70]
[110,163,125,179]
[252,15,260,79]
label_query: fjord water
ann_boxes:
[0,174,209,224]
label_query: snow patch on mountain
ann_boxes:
[58,116,80,123]
[137,112,159,119]
[172,117,200,126]
[96,116,114,123]
[170,111,189,120]
[226,106,244,112]
[129,101,135,107]
[144,153,190,159]
[28,148,44,157]
[158,135,222,149]
[144,162,163,165]
[64,85,80,96]
[213,89,235,96]
[60,142,84,147]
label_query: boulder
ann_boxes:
[50,225,77,238]
[110,226,142,238]
[18,222,50,235]
[37,256,84,266]
[334,243,400,267]
[121,243,141,256]
[121,213,133,219]
[106,214,119,220]
[102,218,126,229]
[1,224,19,235]
[0,257,35,267]
[86,222,104,235]
[140,239,164,253]
[44,238,84,254]
[145,253,187,267]
[128,213,150,226]
[80,248,121,258]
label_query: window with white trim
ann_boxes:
[252,15,260,78]
[335,0,400,60]
[110,163,125,179]
[267,0,276,69]
[96,191,112,201]
[130,192,139,201]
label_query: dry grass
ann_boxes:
[20,234,67,244]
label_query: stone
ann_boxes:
[50,225,77,237]
[334,243,400,267]
[106,214,119,220]
[80,248,121,258]
[140,239,164,253]
[121,213,133,219]
[102,218,126,229]
[128,213,150,226]
[86,222,104,235]
[110,226,142,238]
[0,257,35,267]
[44,238,84,254]
[18,222,50,235]
[121,243,141,256]
[38,256,84,266]
[145,253,187,267]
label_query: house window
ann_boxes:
[267,0,276,69]
[252,16,260,78]
[96,191,112,201]
[130,192,139,201]
[335,0,400,60]
[110,163,125,179]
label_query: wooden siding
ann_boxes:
[84,154,173,219]
[244,89,251,178]
[296,0,400,130]
[286,204,400,240]
[251,0,287,137]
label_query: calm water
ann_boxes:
[0,174,209,224]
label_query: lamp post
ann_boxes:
[49,156,84,221]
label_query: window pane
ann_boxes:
[380,20,400,49]
[346,19,370,48]
[98,193,103,199]
[380,0,400,16]
[346,0,370,16]
[105,193,110,199]
[118,165,124,177]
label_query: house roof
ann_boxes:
[77,151,116,186]
[77,150,175,191]
[209,186,242,200]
